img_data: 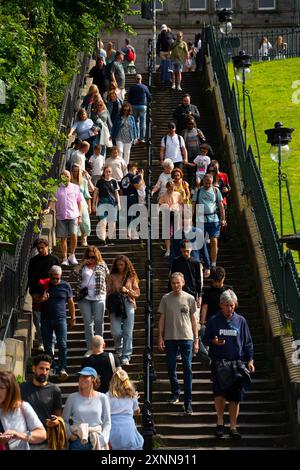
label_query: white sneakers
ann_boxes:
[68,254,78,265]
[121,358,130,365]
[58,369,69,381]
[61,258,69,266]
[165,251,170,257]
[171,83,176,89]
[177,85,182,91]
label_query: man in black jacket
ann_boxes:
[173,94,200,134]
[169,240,202,309]
[156,24,175,60]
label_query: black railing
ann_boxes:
[142,38,155,451]
[218,27,300,62]
[0,52,90,341]
[203,26,300,339]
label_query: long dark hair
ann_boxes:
[110,255,138,282]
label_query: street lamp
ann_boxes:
[217,8,233,35]
[265,122,294,237]
[232,51,252,150]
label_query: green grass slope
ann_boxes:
[229,58,300,236]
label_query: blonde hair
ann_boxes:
[109,369,137,399]
[71,164,83,186]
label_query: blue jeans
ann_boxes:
[132,105,147,140]
[69,438,93,451]
[110,298,135,360]
[33,310,43,343]
[165,340,193,405]
[41,317,67,372]
[78,299,105,349]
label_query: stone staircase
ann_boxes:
[31,72,294,450]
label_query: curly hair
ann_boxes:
[109,255,138,282]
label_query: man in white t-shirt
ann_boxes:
[160,122,187,169]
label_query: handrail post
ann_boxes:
[142,37,155,451]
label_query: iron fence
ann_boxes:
[0,52,91,341]
[204,26,300,339]
[218,27,300,62]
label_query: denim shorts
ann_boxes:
[56,219,78,237]
[172,60,183,73]
[204,221,220,238]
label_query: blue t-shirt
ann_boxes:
[39,280,73,320]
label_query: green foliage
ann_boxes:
[0,0,138,243]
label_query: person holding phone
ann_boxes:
[20,354,62,450]
[203,290,254,440]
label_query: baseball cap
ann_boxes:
[161,24,167,31]
[77,367,97,378]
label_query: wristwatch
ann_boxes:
[26,431,32,443]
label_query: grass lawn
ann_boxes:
[228,58,300,237]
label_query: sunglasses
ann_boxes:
[168,126,175,130]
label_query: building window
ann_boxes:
[189,0,207,10]
[258,0,276,9]
[216,0,232,8]
[155,0,164,11]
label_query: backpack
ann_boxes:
[125,46,135,63]
[164,134,184,156]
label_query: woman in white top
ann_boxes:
[107,369,143,450]
[151,158,174,199]
[73,246,109,356]
[0,371,46,450]
[63,367,111,450]
[258,36,272,60]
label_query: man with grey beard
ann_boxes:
[20,354,62,449]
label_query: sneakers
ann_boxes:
[61,258,69,266]
[171,83,176,89]
[57,369,69,382]
[176,353,182,361]
[214,425,225,438]
[229,428,242,439]
[37,343,45,352]
[84,350,92,358]
[68,254,78,265]
[121,358,130,365]
[167,396,180,405]
[183,403,193,415]
[164,251,170,257]
[177,85,182,91]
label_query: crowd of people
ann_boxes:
[0,31,256,450]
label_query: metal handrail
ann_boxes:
[142,37,155,451]
[203,25,300,339]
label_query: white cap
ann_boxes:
[161,24,167,31]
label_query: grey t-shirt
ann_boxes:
[0,401,44,450]
[111,61,125,89]
[20,381,62,428]
[158,291,196,340]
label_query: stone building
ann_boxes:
[100,0,298,71]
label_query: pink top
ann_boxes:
[54,183,82,220]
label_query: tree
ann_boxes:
[0,0,140,242]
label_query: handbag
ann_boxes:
[106,270,130,318]
[76,286,89,302]
[75,270,94,302]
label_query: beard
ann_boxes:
[35,374,47,383]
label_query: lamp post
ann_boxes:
[264,122,294,238]
[217,8,233,67]
[232,51,252,151]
